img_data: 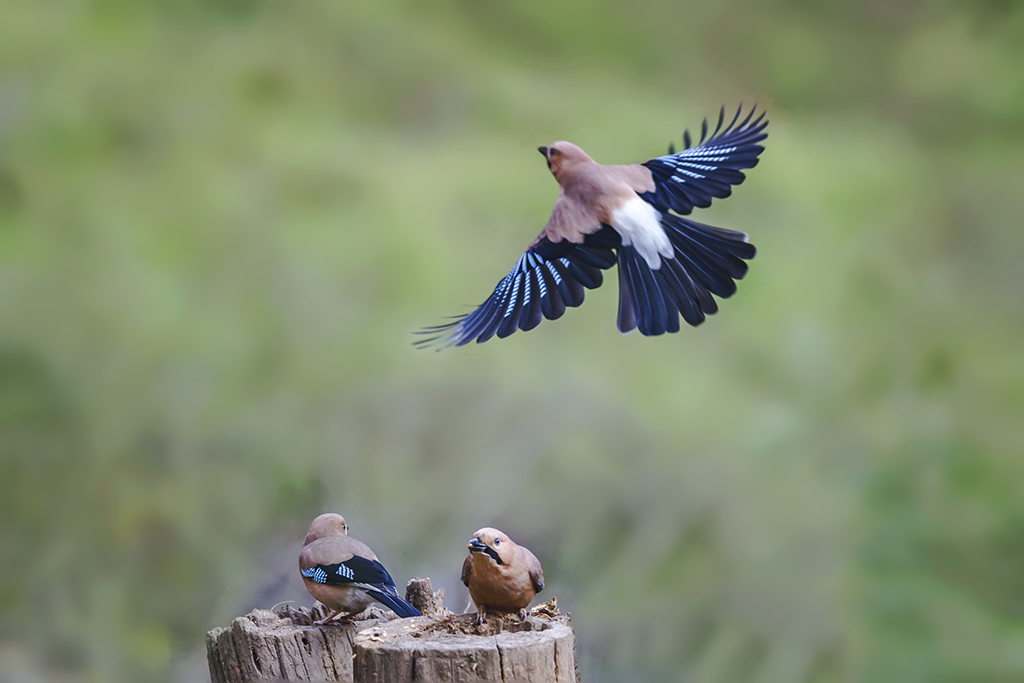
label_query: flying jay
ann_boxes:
[417,105,768,346]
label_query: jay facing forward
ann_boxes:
[417,105,767,347]
[461,527,544,624]
[299,513,421,624]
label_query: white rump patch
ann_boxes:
[611,197,673,269]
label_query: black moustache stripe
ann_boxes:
[484,547,503,565]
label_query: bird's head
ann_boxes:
[303,513,349,546]
[538,141,592,180]
[467,527,515,566]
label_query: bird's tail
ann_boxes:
[368,589,422,618]
[616,213,756,335]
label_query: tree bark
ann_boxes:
[206,578,577,682]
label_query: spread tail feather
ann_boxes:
[616,214,755,335]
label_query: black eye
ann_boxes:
[494,538,500,546]
[550,148,561,157]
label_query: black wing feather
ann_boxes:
[641,104,768,215]
[415,229,620,348]
[551,259,585,307]
[302,555,396,588]
[539,262,565,321]
[496,271,525,339]
[519,267,544,332]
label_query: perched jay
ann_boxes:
[461,527,544,624]
[299,513,421,623]
[417,105,767,346]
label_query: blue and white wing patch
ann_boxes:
[642,105,768,215]
[302,555,397,588]
[414,232,618,348]
[301,566,329,584]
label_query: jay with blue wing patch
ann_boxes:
[416,105,767,346]
[299,513,421,624]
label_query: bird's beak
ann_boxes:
[537,146,548,158]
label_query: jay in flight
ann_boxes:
[299,513,421,623]
[416,105,767,347]
[461,527,544,624]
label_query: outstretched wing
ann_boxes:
[415,228,620,348]
[641,104,768,215]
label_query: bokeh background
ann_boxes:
[2,1,1023,681]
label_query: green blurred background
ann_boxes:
[2,1,1023,681]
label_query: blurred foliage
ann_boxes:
[1,0,1023,681]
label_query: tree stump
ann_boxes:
[206,578,577,682]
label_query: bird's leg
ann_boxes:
[314,610,356,626]
[518,608,528,621]
[332,611,359,624]
[313,609,343,625]
[476,604,488,626]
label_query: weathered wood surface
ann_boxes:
[352,613,575,683]
[206,578,577,682]
[404,576,447,617]
[206,602,385,682]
